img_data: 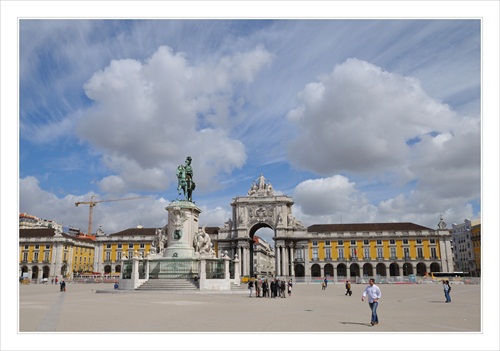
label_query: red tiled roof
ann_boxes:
[20,228,56,238]
[308,222,433,233]
[20,229,96,243]
[108,228,158,236]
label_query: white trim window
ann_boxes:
[312,248,318,260]
[364,248,370,259]
[325,248,332,260]
[377,248,383,259]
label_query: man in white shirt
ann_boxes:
[362,278,382,326]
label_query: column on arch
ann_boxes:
[283,245,289,277]
[244,245,251,277]
[304,244,310,281]
[275,245,281,276]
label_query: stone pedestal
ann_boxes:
[163,200,201,259]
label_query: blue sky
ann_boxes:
[16,18,484,239]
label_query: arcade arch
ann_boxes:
[349,263,360,278]
[311,264,321,277]
[430,262,441,272]
[376,263,387,277]
[336,263,347,277]
[416,262,427,276]
[324,263,334,277]
[363,263,374,277]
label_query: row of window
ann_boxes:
[104,250,139,261]
[23,244,91,252]
[311,247,438,260]
[312,238,436,246]
[105,243,145,249]
[22,252,93,263]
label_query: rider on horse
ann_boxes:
[177,156,196,202]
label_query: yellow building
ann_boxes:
[93,227,156,276]
[301,222,453,280]
[20,228,95,281]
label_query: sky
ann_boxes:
[2,1,499,350]
[16,18,483,241]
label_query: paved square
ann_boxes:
[19,282,480,333]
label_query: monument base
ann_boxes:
[164,200,201,258]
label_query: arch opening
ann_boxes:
[249,224,275,277]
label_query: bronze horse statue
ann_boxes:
[176,162,195,202]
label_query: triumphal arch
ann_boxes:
[216,174,308,277]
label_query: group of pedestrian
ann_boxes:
[247,276,453,327]
[248,278,293,298]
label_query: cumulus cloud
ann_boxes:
[291,173,476,229]
[19,176,170,234]
[287,58,460,176]
[294,175,369,215]
[287,58,480,228]
[78,45,273,194]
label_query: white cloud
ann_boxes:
[19,176,169,234]
[291,173,477,229]
[294,175,368,215]
[198,206,231,228]
[78,45,272,194]
[285,58,479,228]
[286,58,461,176]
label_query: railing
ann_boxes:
[148,259,199,279]
[206,260,224,279]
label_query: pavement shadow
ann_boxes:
[429,301,448,303]
[340,322,372,327]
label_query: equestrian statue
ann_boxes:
[177,156,196,202]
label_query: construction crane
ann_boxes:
[75,195,149,236]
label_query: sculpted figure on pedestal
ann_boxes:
[177,156,196,202]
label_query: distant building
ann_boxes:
[19,213,62,232]
[252,235,275,276]
[19,228,95,281]
[471,221,481,277]
[20,179,466,283]
[93,226,156,276]
[452,219,480,276]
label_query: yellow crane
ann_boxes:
[75,195,149,236]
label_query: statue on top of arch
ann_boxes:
[247,173,274,197]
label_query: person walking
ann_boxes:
[274,278,280,298]
[443,280,451,303]
[345,280,352,296]
[262,279,269,297]
[323,277,328,290]
[287,279,293,297]
[361,278,381,326]
[280,279,286,298]
[248,279,254,297]
[60,280,66,292]
[255,279,261,298]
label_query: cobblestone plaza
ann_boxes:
[11,281,490,350]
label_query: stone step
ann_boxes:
[230,283,246,291]
[137,279,199,291]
